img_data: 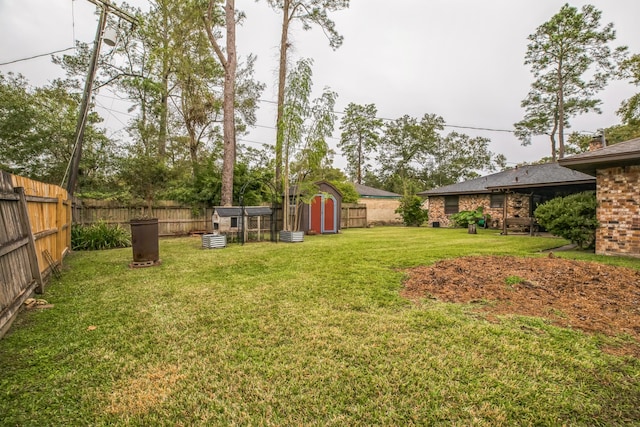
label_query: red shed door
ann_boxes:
[310,195,323,234]
[323,196,336,233]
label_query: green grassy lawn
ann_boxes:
[1,227,639,426]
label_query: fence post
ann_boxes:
[345,205,350,229]
[15,187,44,294]
[56,194,65,261]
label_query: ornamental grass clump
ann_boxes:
[71,221,131,251]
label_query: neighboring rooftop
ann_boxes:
[559,137,640,175]
[354,183,401,198]
[418,163,595,197]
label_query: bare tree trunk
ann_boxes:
[357,134,363,184]
[187,127,199,170]
[204,0,237,207]
[557,62,565,159]
[282,159,290,231]
[220,0,237,206]
[550,114,559,162]
[275,0,291,192]
[158,11,170,158]
[158,74,169,158]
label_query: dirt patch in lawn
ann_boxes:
[402,255,640,357]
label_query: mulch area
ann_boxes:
[401,255,640,357]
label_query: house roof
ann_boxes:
[354,183,401,199]
[558,137,640,175]
[213,206,272,217]
[418,162,595,197]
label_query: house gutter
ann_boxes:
[486,178,595,192]
[559,152,640,175]
[560,151,640,166]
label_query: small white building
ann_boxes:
[212,206,273,242]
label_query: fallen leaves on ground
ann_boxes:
[402,255,640,356]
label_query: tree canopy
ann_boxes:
[515,3,626,160]
[338,103,382,184]
[280,58,338,230]
[9,1,639,209]
[265,0,349,190]
[0,72,113,188]
[339,112,505,195]
[617,54,640,126]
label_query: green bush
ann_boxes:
[450,206,489,228]
[71,221,131,251]
[534,191,598,249]
[395,195,428,226]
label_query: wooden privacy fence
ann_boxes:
[0,171,71,337]
[75,201,369,235]
[341,203,367,229]
[75,200,216,236]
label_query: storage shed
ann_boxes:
[288,180,343,234]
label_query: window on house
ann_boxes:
[490,193,504,208]
[231,217,238,228]
[444,196,459,214]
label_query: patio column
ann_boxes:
[502,191,508,235]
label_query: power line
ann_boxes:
[94,100,133,126]
[238,138,274,147]
[252,97,517,134]
[0,47,75,66]
[443,124,515,133]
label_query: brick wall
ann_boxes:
[505,193,531,219]
[596,166,640,257]
[427,196,448,227]
[427,193,531,228]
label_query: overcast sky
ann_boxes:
[1,0,639,171]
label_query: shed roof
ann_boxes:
[288,180,342,198]
[354,183,401,199]
[558,137,640,175]
[418,163,594,197]
[213,206,272,217]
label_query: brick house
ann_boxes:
[418,163,595,231]
[559,137,640,258]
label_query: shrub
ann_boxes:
[395,195,428,226]
[534,191,598,249]
[71,221,131,251]
[450,206,489,228]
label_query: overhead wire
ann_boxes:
[251,96,517,134]
[238,138,274,147]
[0,47,76,66]
[94,99,131,129]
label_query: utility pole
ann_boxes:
[65,0,136,195]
